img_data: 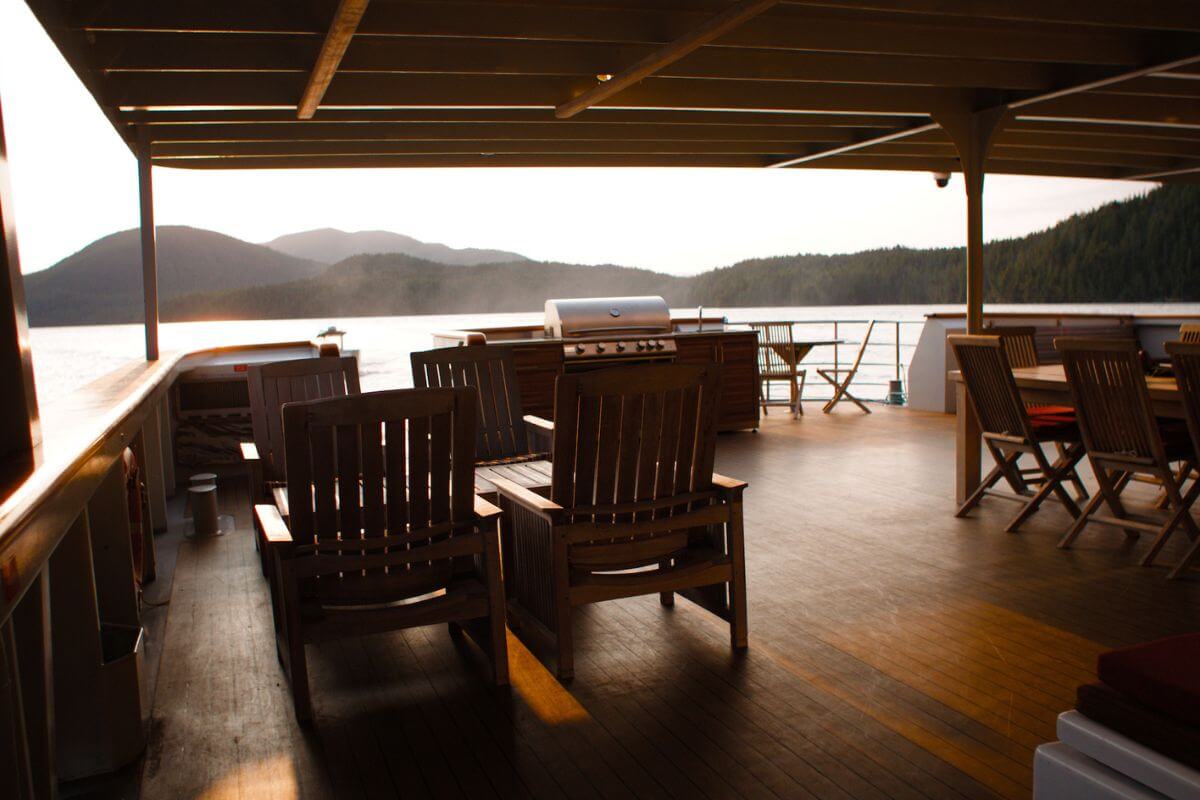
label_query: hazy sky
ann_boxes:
[0,0,1152,276]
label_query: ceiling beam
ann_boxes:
[554,0,781,119]
[74,2,1151,66]
[104,72,977,115]
[1123,163,1200,180]
[782,1,1200,32]
[297,0,369,119]
[767,51,1200,167]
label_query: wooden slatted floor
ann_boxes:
[135,407,1200,799]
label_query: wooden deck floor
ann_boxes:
[135,407,1200,800]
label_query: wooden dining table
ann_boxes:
[950,364,1186,503]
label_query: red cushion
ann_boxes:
[1097,634,1200,727]
[1027,416,1079,441]
[1029,404,1075,417]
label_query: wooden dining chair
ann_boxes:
[986,325,1088,499]
[243,356,361,574]
[750,322,805,418]
[1056,338,1200,570]
[411,344,553,463]
[1163,340,1200,579]
[949,335,1086,532]
[254,388,509,722]
[818,320,876,413]
[490,364,748,680]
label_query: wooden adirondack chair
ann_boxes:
[243,356,360,574]
[254,388,509,722]
[410,344,553,463]
[491,364,748,680]
[817,320,875,413]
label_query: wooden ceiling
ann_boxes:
[22,0,1200,180]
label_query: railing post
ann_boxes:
[833,321,840,398]
[895,321,901,381]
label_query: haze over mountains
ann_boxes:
[23,185,1200,326]
[263,228,529,266]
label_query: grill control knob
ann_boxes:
[655,340,666,350]
[595,342,606,353]
[616,342,626,352]
[636,340,646,351]
[574,343,586,354]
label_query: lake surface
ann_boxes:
[29,303,1200,405]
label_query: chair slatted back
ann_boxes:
[248,356,361,483]
[1180,324,1200,344]
[550,365,721,568]
[1167,340,1200,457]
[847,320,877,372]
[949,335,1031,439]
[986,326,1040,368]
[1056,337,1163,463]
[282,388,476,605]
[749,322,796,376]
[411,345,529,462]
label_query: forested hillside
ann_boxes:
[29,184,1200,325]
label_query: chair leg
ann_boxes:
[1058,489,1106,549]
[1005,445,1083,533]
[956,459,1007,517]
[796,370,806,416]
[789,376,799,419]
[727,504,749,650]
[1141,466,1200,569]
[1167,532,1200,580]
[481,528,510,686]
[659,559,674,606]
[553,539,574,681]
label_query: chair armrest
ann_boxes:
[523,414,554,453]
[241,441,260,461]
[489,475,564,522]
[474,494,502,521]
[713,472,748,500]
[254,503,292,545]
[523,414,553,432]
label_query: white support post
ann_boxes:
[137,127,159,362]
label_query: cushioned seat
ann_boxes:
[1097,634,1200,728]
[1029,404,1076,417]
[1077,682,1200,773]
[1027,416,1081,442]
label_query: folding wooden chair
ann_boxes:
[410,344,553,463]
[818,320,875,413]
[750,322,805,418]
[255,388,509,722]
[949,335,1086,532]
[988,325,1088,499]
[491,364,748,680]
[1056,338,1200,572]
[1164,340,1200,579]
[244,356,361,575]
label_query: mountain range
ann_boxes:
[262,228,529,266]
[22,184,1200,326]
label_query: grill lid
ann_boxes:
[545,296,672,339]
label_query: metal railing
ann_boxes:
[736,318,925,405]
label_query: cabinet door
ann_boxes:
[675,334,720,366]
[512,344,563,420]
[716,333,760,430]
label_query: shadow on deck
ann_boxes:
[131,407,1200,799]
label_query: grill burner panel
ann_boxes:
[544,296,677,365]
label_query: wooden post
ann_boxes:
[0,96,39,489]
[935,108,1006,502]
[11,571,53,800]
[137,127,159,362]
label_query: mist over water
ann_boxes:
[29,303,1200,409]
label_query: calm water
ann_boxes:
[29,303,1200,406]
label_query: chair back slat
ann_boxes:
[411,344,529,462]
[1167,340,1200,458]
[750,322,796,375]
[986,325,1040,368]
[248,356,360,483]
[1056,338,1163,462]
[949,335,1031,439]
[848,321,877,372]
[1180,324,1200,344]
[550,365,720,565]
[282,388,476,605]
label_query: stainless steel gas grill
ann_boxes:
[544,296,678,368]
